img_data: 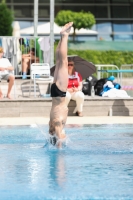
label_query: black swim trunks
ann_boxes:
[51,83,66,97]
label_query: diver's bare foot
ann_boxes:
[7,94,13,99]
[60,22,73,35]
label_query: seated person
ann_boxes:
[65,59,84,117]
[22,48,39,79]
[0,47,15,99]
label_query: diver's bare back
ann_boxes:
[49,97,68,135]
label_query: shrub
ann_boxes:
[0,1,14,36]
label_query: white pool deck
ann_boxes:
[0,116,133,126]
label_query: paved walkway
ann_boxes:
[0,116,133,125]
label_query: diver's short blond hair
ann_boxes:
[0,47,4,53]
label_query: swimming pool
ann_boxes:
[0,124,133,200]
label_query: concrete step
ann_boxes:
[0,98,133,117]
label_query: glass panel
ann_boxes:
[95,0,108,2]
[131,6,133,17]
[13,0,33,2]
[114,35,132,41]
[97,22,112,33]
[7,5,11,9]
[61,0,95,3]
[95,6,108,18]
[14,6,33,18]
[113,22,132,32]
[98,35,112,41]
[97,22,112,41]
[38,6,49,18]
[58,5,96,15]
[53,0,96,3]
[111,6,130,18]
[55,5,63,16]
[83,6,96,15]
[39,0,50,2]
[111,0,129,2]
[18,21,33,29]
[96,22,112,41]
[91,24,97,31]
[74,36,97,41]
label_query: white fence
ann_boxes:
[0,36,50,78]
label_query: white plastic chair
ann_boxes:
[30,63,53,97]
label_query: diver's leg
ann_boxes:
[54,22,73,91]
[54,22,73,83]
[53,39,62,83]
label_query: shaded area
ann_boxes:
[112,100,129,116]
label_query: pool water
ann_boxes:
[0,124,133,200]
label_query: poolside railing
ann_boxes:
[1,36,133,97]
[0,36,48,78]
[96,64,133,97]
[95,64,120,80]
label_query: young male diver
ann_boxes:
[49,22,73,147]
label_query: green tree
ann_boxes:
[0,0,14,36]
[55,10,96,41]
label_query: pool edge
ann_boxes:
[0,116,133,125]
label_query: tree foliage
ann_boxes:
[0,1,14,36]
[55,10,96,41]
[67,49,133,70]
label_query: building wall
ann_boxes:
[6,0,133,41]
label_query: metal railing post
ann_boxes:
[34,0,38,37]
[96,64,120,82]
[50,0,55,68]
[97,65,101,79]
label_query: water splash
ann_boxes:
[35,123,72,150]
[30,124,38,128]
[43,136,72,151]
[35,123,49,146]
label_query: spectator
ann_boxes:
[22,48,39,79]
[0,47,15,99]
[65,59,84,117]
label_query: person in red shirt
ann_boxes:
[65,59,84,117]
